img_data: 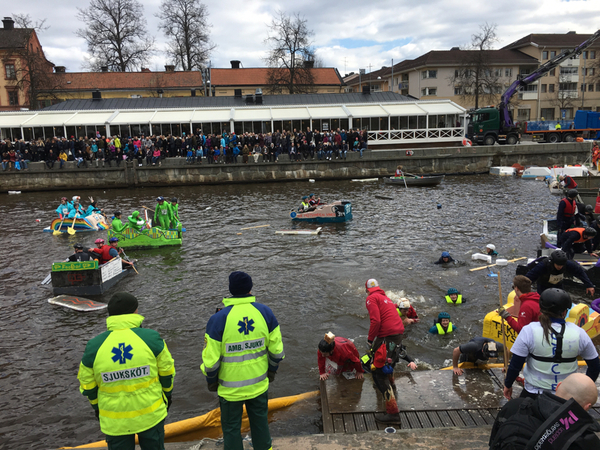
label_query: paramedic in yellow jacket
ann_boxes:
[77,293,175,450]
[201,271,285,450]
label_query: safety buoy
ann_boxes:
[406,150,414,156]
[462,138,472,147]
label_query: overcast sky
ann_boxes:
[11,0,600,76]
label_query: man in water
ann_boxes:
[434,251,455,264]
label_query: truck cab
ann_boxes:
[468,107,520,146]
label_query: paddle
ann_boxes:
[469,257,527,272]
[142,205,155,213]
[41,273,52,285]
[53,216,66,235]
[67,214,78,235]
[120,249,139,274]
[497,272,510,374]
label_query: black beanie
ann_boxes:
[108,292,139,316]
[318,339,335,353]
[229,271,253,297]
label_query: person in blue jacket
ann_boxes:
[526,249,595,295]
[55,197,69,218]
[434,251,455,264]
[429,312,457,335]
[67,196,86,218]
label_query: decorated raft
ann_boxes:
[50,257,135,296]
[43,213,109,233]
[107,225,183,249]
[290,201,352,223]
[482,290,600,350]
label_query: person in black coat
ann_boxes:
[526,249,595,295]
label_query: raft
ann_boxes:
[482,290,600,350]
[107,225,182,249]
[50,257,135,296]
[43,213,109,233]
[65,390,319,448]
[290,201,352,223]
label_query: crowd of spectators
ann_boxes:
[0,128,369,171]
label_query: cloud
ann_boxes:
[9,0,600,75]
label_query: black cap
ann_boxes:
[229,271,253,297]
[171,197,178,203]
[108,292,139,316]
[74,243,84,250]
[114,211,122,216]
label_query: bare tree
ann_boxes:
[264,11,315,94]
[2,17,63,109]
[76,0,155,72]
[11,13,49,33]
[550,72,577,118]
[450,23,503,109]
[156,0,215,71]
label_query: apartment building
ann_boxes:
[345,32,600,121]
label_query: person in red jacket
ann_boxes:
[365,278,404,424]
[317,332,364,380]
[498,275,541,334]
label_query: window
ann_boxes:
[559,82,577,91]
[8,90,18,105]
[520,84,538,92]
[591,50,596,59]
[421,70,437,79]
[590,84,595,92]
[542,51,548,60]
[421,87,437,96]
[454,87,463,95]
[5,64,15,79]
[541,108,555,120]
[581,84,587,92]
[549,68,556,76]
[549,84,555,93]
[505,68,512,78]
[541,84,547,93]
[560,67,578,76]
[550,51,556,58]
[520,68,532,76]
[517,109,530,120]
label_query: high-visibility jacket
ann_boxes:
[435,322,454,334]
[524,322,580,391]
[564,228,587,243]
[77,314,175,436]
[200,296,285,402]
[445,294,463,304]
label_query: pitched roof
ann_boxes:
[503,33,600,50]
[210,67,344,86]
[52,71,204,91]
[42,91,415,111]
[0,28,33,49]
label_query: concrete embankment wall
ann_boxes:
[1,142,592,193]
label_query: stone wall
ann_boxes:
[1,142,592,192]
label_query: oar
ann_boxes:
[67,213,78,235]
[120,249,139,274]
[141,205,155,213]
[469,256,527,272]
[497,272,510,374]
[41,273,52,285]
[240,224,270,230]
[53,216,66,235]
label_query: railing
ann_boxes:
[368,127,464,143]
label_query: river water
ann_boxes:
[0,175,585,449]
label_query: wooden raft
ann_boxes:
[320,368,600,433]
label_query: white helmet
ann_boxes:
[486,244,496,250]
[397,298,411,309]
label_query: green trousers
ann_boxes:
[219,391,272,450]
[105,419,165,450]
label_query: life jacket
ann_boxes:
[435,322,454,334]
[560,198,577,218]
[595,196,600,214]
[92,245,114,265]
[445,295,462,304]
[524,322,580,391]
[565,227,587,243]
[563,176,577,189]
[301,201,310,211]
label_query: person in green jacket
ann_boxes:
[153,197,171,229]
[111,211,125,232]
[127,210,145,231]
[168,197,180,228]
[201,272,285,450]
[77,293,175,449]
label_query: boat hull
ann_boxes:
[482,293,600,350]
[51,258,133,296]
[108,226,183,249]
[384,175,444,186]
[290,201,352,223]
[44,213,109,233]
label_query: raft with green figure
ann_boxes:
[107,225,183,249]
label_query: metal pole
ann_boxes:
[581,53,587,108]
[391,59,394,92]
